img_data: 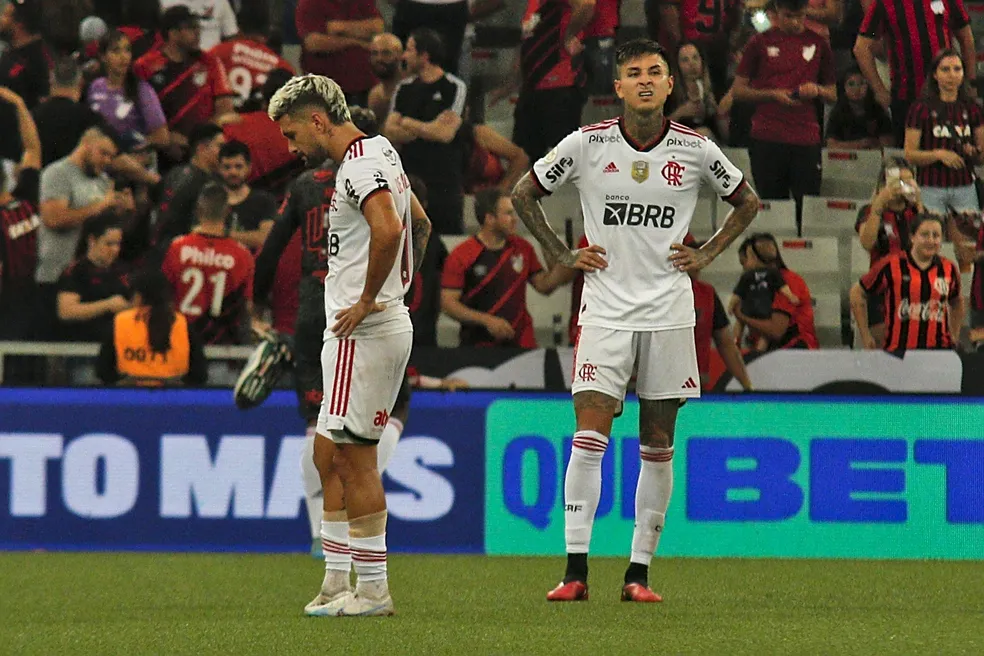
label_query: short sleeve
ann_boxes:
[441,244,468,289]
[39,164,73,203]
[447,75,467,116]
[136,80,168,133]
[735,35,761,79]
[531,130,581,194]
[905,101,927,130]
[860,256,891,293]
[712,292,730,331]
[859,0,886,38]
[390,81,411,117]
[524,239,543,275]
[950,0,970,30]
[733,271,752,297]
[56,267,81,294]
[701,138,745,199]
[340,151,391,212]
[766,268,785,290]
[208,55,234,98]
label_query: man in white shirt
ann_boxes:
[269,74,432,618]
[512,38,760,603]
[160,0,238,50]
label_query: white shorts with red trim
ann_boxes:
[316,331,413,443]
[571,326,700,401]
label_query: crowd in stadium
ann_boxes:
[0,0,980,388]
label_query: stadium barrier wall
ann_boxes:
[2,389,982,559]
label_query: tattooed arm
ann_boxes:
[511,173,608,271]
[409,191,432,276]
[670,182,760,272]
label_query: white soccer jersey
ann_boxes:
[532,118,746,330]
[325,135,414,338]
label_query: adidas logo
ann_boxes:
[681,377,698,389]
[603,162,619,173]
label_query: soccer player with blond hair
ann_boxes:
[269,74,431,617]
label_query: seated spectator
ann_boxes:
[97,268,207,386]
[667,42,729,142]
[153,123,225,247]
[440,188,568,348]
[222,68,302,200]
[731,233,819,351]
[904,48,984,216]
[207,0,295,112]
[851,213,964,352]
[825,67,894,150]
[37,127,134,340]
[0,86,42,342]
[855,156,923,346]
[689,239,752,391]
[161,182,255,345]
[134,6,236,143]
[729,264,801,350]
[405,174,447,347]
[218,140,277,250]
[56,213,131,342]
[462,117,530,195]
[160,0,238,51]
[87,30,173,155]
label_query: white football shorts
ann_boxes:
[316,331,413,443]
[571,326,700,401]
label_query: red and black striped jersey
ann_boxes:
[860,251,961,352]
[855,203,918,268]
[520,0,584,91]
[133,48,234,135]
[0,169,40,307]
[668,0,742,43]
[860,0,970,102]
[906,100,983,188]
[441,234,543,348]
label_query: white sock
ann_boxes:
[377,417,403,472]
[564,430,609,554]
[630,446,674,566]
[321,519,351,574]
[301,426,323,540]
[351,533,388,595]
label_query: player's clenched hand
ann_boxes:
[669,243,712,272]
[485,316,516,341]
[560,244,608,272]
[332,299,385,338]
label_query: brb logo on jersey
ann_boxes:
[603,194,676,228]
[661,160,686,187]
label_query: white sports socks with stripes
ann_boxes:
[564,430,610,554]
[630,446,674,566]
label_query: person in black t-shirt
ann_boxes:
[730,245,800,350]
[383,28,468,234]
[825,68,894,150]
[56,213,131,342]
[218,140,278,251]
[0,0,50,109]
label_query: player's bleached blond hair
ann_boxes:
[267,74,352,125]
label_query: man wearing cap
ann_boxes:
[134,6,236,141]
[161,0,239,51]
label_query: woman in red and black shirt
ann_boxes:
[855,156,923,346]
[851,213,964,353]
[904,48,984,215]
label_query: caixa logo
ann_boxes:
[0,433,455,523]
[603,202,676,228]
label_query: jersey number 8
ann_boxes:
[179,267,228,317]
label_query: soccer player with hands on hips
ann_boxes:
[269,74,432,617]
[512,38,760,603]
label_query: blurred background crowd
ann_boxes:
[0,0,983,389]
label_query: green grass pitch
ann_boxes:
[2,553,982,655]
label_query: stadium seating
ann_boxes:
[820,149,881,199]
[800,196,864,239]
[718,198,798,236]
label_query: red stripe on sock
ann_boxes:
[322,539,350,552]
[573,437,608,449]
